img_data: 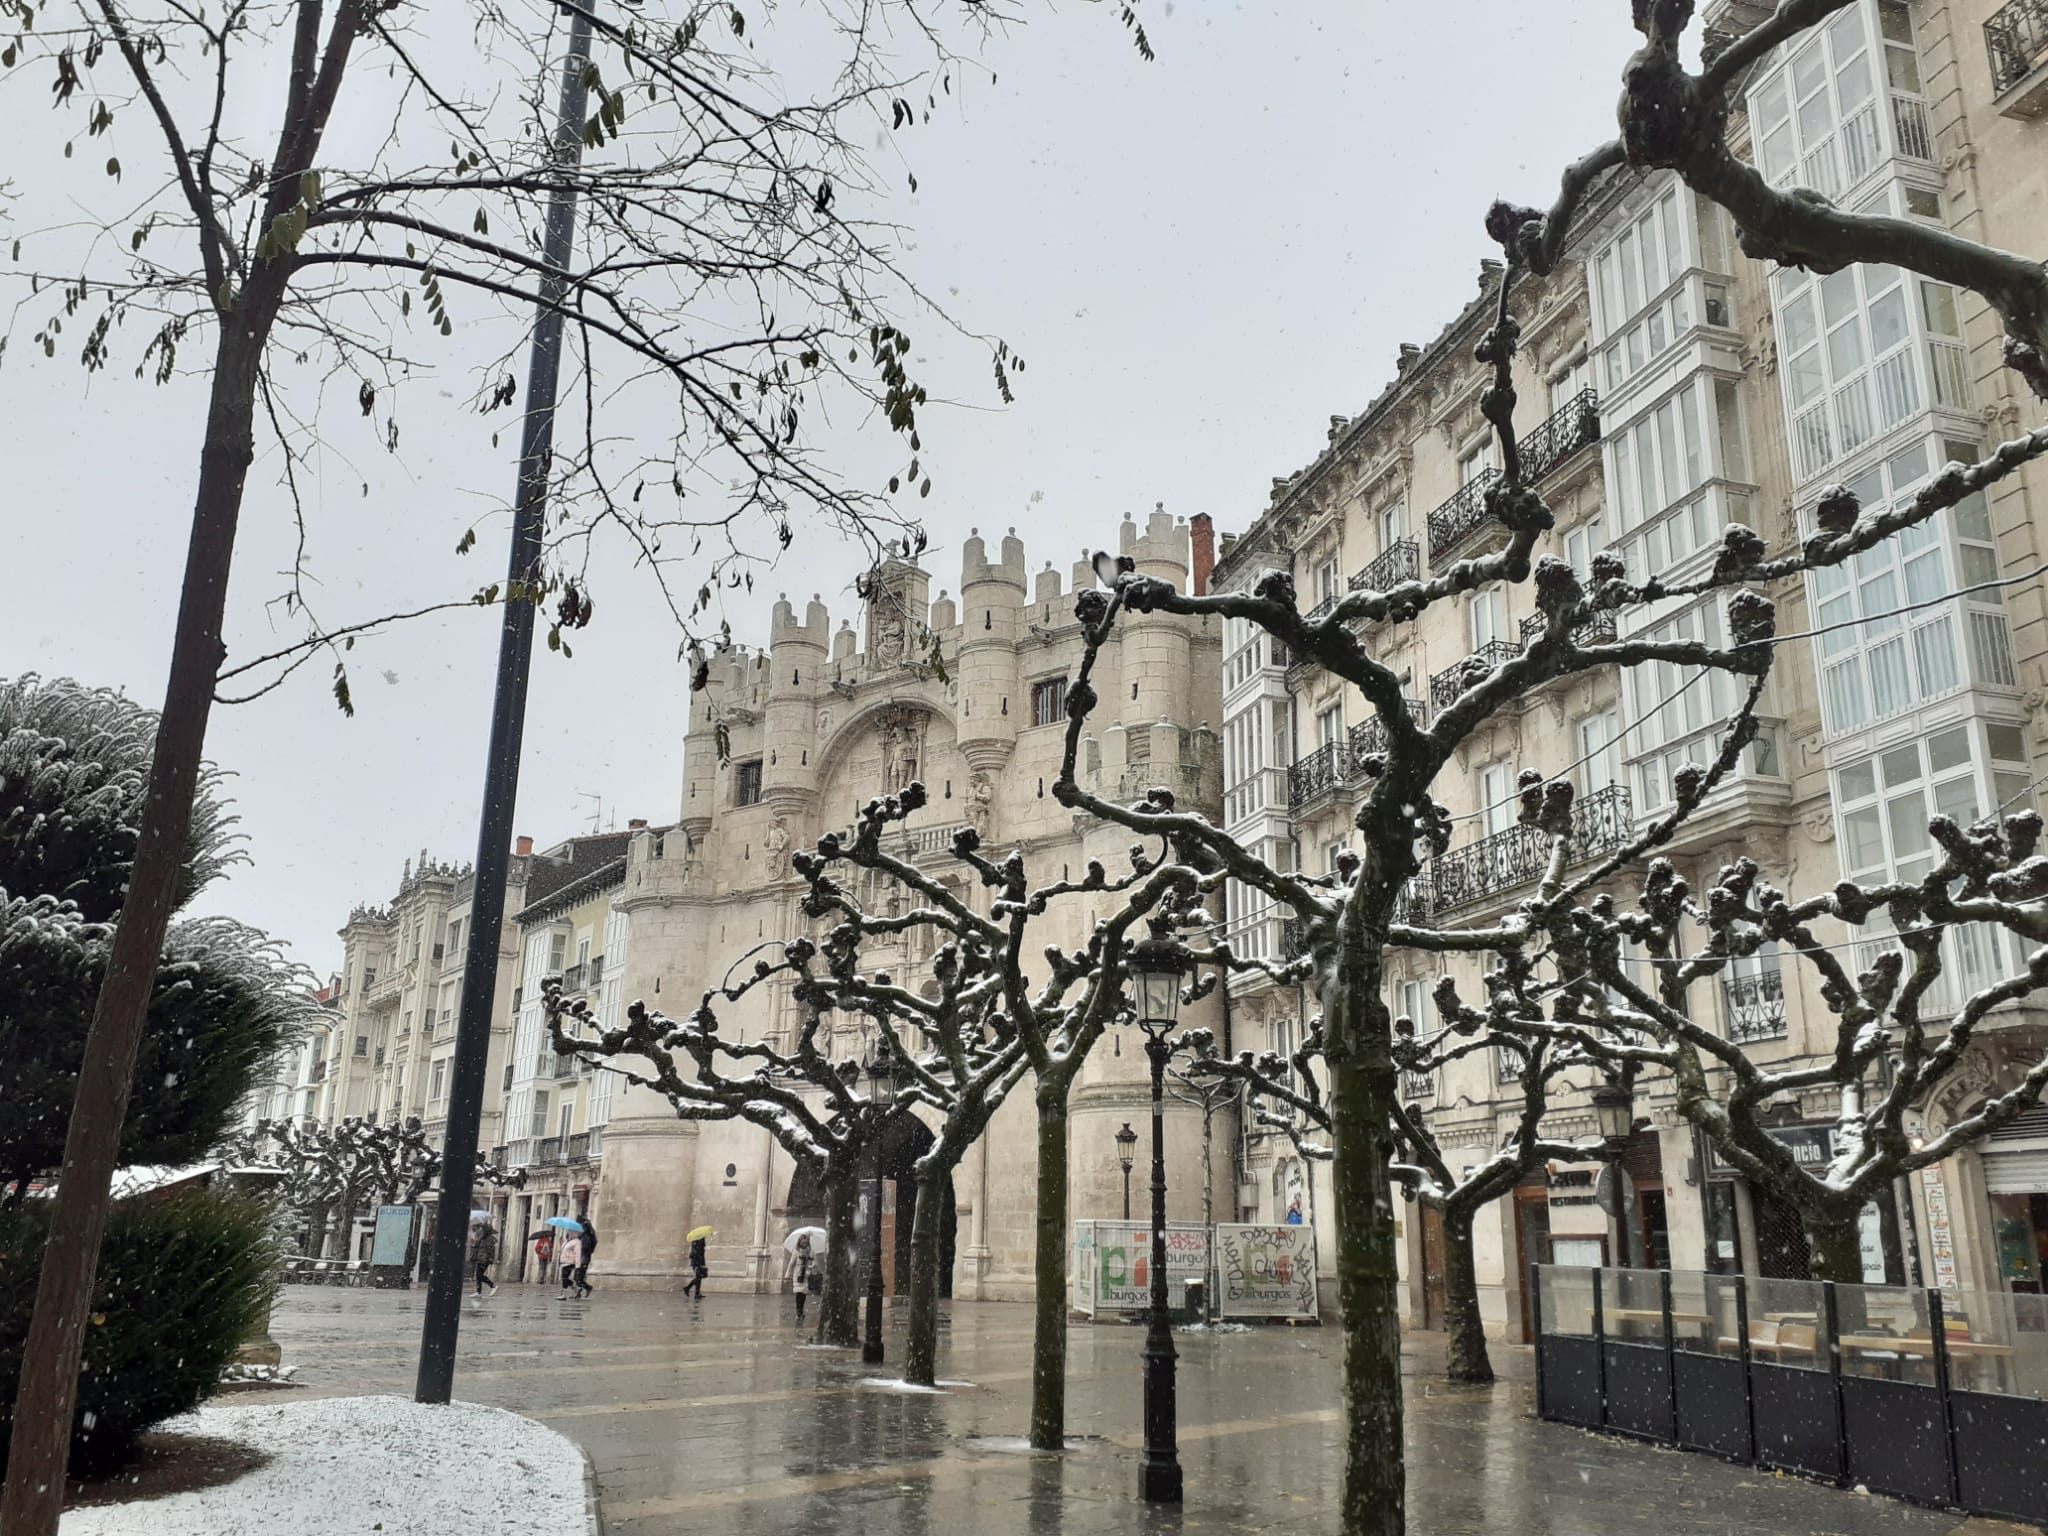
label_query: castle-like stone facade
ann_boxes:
[592,511,1232,1295]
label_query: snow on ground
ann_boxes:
[61,1395,590,1536]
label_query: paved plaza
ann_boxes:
[267,1290,2020,1535]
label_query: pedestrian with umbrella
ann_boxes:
[545,1215,588,1299]
[526,1225,555,1287]
[467,1210,498,1300]
[682,1224,713,1299]
[782,1227,824,1324]
[576,1214,600,1297]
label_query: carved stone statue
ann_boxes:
[764,817,791,879]
[966,774,994,838]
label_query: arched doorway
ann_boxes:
[784,1117,956,1297]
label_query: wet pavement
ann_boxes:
[268,1289,2011,1535]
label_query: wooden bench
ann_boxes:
[1716,1319,1819,1362]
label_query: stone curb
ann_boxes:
[577,1438,606,1535]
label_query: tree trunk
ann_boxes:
[1027,1086,1070,1451]
[0,317,267,1536]
[817,1169,860,1348]
[1808,1206,1867,1284]
[903,1153,949,1387]
[1329,1042,1405,1536]
[1440,1202,1494,1385]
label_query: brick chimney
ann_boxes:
[515,835,533,856]
[1190,512,1216,596]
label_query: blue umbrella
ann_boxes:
[545,1215,584,1230]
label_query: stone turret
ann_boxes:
[762,593,828,806]
[1122,504,1194,727]
[955,526,1028,774]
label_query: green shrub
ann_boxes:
[0,1188,278,1477]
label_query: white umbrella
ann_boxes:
[783,1225,827,1254]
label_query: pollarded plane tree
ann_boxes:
[784,781,1215,1399]
[1057,13,2048,1518]
[232,1113,527,1258]
[1180,921,1605,1385]
[548,778,1213,1416]
[1492,818,2048,1290]
[1,0,1090,1515]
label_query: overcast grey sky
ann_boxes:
[2,1,1641,979]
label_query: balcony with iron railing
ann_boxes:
[1349,538,1422,599]
[1428,641,1523,716]
[567,1131,592,1162]
[1518,609,1619,652]
[1288,703,1428,811]
[1722,967,1788,1044]
[1426,391,1601,563]
[1428,784,1634,916]
[1988,0,2048,113]
[560,962,586,993]
[533,1136,563,1167]
[1519,388,1602,484]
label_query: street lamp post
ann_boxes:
[862,1048,897,1366]
[1115,1121,1137,1222]
[1127,915,1191,1505]
[1590,1080,1637,1267]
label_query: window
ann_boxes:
[1325,841,1350,875]
[354,1035,369,1058]
[1459,439,1498,486]
[1807,439,2012,733]
[429,1059,448,1105]
[1627,599,1775,811]
[1563,517,1606,580]
[1315,556,1342,608]
[530,1089,551,1140]
[1031,676,1069,727]
[735,759,764,805]
[1470,585,1508,650]
[1317,704,1343,749]
[1378,500,1408,552]
[1480,760,1516,838]
[577,937,591,973]
[1549,353,1593,415]
[1578,711,1622,793]
[446,918,462,957]
[548,931,568,972]
[1834,722,2033,1005]
[559,1103,575,1142]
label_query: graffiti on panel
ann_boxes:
[1217,1223,1319,1318]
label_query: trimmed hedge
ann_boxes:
[0,1189,278,1477]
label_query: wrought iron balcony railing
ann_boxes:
[1723,968,1788,1043]
[1348,700,1425,766]
[567,1131,592,1162]
[1518,609,1619,650]
[534,1135,563,1167]
[1403,1068,1437,1101]
[561,963,586,993]
[1428,641,1522,715]
[1428,784,1633,915]
[1288,741,1352,810]
[1520,388,1601,484]
[1349,538,1421,596]
[1494,1044,1526,1083]
[1427,470,1500,562]
[1988,0,2048,93]
[1425,392,1601,563]
[1303,594,1339,626]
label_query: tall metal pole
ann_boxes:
[415,6,594,1405]
[862,1170,886,1364]
[1139,1030,1183,1503]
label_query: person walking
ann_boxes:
[468,1219,498,1298]
[682,1232,709,1300]
[574,1216,598,1298]
[528,1228,555,1287]
[557,1229,584,1300]
[784,1233,819,1323]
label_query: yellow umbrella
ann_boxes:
[686,1224,715,1241]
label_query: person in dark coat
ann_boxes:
[467,1220,498,1297]
[574,1217,598,1298]
[682,1234,708,1299]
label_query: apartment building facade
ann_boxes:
[1216,0,2048,1339]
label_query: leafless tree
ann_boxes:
[0,0,1127,1518]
